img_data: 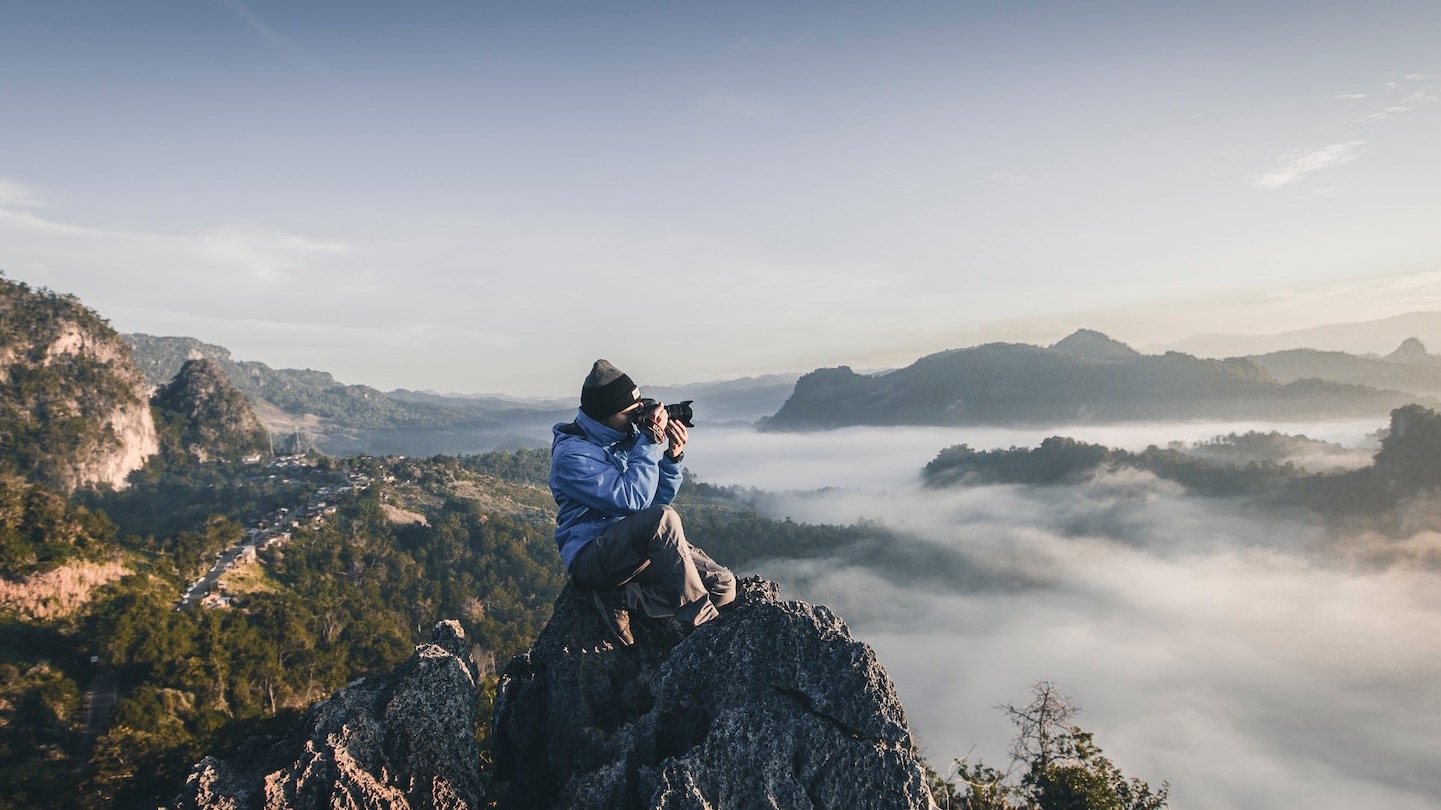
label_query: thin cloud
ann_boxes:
[1345,74,1438,123]
[1349,106,1418,124]
[217,0,311,64]
[197,225,349,282]
[0,179,45,209]
[0,191,349,281]
[1249,141,1366,190]
[0,178,356,336]
[215,0,346,91]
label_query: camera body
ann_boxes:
[631,398,695,428]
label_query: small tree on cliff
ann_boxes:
[935,680,1168,810]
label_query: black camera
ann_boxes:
[631,398,695,428]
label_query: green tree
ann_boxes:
[935,681,1168,810]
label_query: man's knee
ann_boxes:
[641,504,685,547]
[710,567,737,605]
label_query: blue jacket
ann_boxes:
[549,409,683,569]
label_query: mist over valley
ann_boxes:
[684,417,1441,809]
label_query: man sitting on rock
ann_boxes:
[549,359,736,647]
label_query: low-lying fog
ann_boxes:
[684,420,1441,810]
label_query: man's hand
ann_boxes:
[665,420,687,460]
[642,403,669,444]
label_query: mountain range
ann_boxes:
[763,329,1437,430]
[1157,310,1441,358]
[125,334,800,454]
[128,325,1441,443]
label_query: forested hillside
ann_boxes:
[2,449,570,808]
[923,404,1441,535]
[151,358,271,464]
[1,435,916,809]
[0,281,875,808]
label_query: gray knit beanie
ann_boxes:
[580,359,641,420]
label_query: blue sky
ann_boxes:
[2,1,1439,394]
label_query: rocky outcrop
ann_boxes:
[1385,337,1431,364]
[1050,328,1142,362]
[153,358,270,462]
[0,278,157,491]
[169,621,483,810]
[492,577,936,810]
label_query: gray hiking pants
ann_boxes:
[569,505,735,629]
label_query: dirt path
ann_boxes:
[73,670,118,773]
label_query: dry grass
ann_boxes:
[219,560,278,598]
[0,559,130,622]
[381,503,429,526]
[447,476,552,518]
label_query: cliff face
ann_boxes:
[0,278,157,491]
[169,621,483,810]
[493,577,936,810]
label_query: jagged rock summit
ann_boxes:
[493,576,936,810]
[169,621,483,810]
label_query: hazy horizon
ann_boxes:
[3,2,1440,395]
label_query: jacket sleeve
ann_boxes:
[654,456,683,505]
[552,435,668,516]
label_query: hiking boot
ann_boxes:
[590,589,634,647]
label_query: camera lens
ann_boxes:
[666,400,695,427]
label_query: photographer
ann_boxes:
[549,359,735,647]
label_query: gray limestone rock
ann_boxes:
[169,620,483,810]
[493,576,936,810]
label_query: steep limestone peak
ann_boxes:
[1050,329,1141,362]
[0,277,157,491]
[493,577,935,809]
[1385,337,1429,363]
[153,358,270,463]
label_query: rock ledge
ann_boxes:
[493,576,935,809]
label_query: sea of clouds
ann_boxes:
[683,420,1441,810]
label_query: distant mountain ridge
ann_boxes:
[126,335,799,454]
[126,333,497,429]
[764,330,1434,430]
[126,334,571,455]
[1158,311,1441,358]
[1246,339,1441,399]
